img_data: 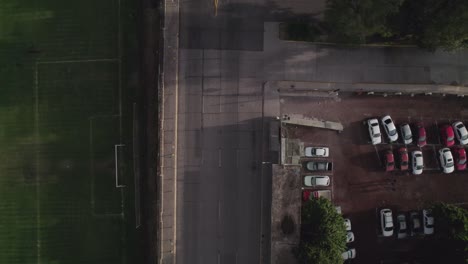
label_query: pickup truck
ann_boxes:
[302,190,332,201]
[306,161,333,171]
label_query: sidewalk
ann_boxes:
[159,0,179,263]
[276,81,468,96]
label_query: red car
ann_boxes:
[456,147,467,171]
[441,125,455,147]
[417,123,427,147]
[385,150,395,172]
[399,147,409,171]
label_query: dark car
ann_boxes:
[456,147,467,171]
[441,125,455,147]
[417,123,427,147]
[385,150,395,172]
[410,211,423,236]
[399,147,409,171]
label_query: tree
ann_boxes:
[429,203,468,263]
[324,0,404,44]
[295,198,346,264]
[396,0,468,51]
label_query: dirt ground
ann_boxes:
[270,165,302,264]
[281,93,468,263]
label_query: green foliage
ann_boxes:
[430,203,468,263]
[431,202,468,242]
[400,0,468,51]
[295,198,346,264]
[324,0,404,44]
[284,23,322,42]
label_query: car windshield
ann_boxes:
[416,165,423,170]
[448,136,454,141]
[389,129,397,136]
[384,226,393,231]
[462,134,468,140]
[374,133,381,138]
[459,159,467,165]
[405,134,411,140]
[446,161,454,167]
[384,119,392,124]
[387,162,394,166]
[401,161,408,166]
[419,136,426,141]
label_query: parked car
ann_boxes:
[304,176,330,187]
[305,147,329,157]
[416,122,427,147]
[380,208,394,237]
[456,147,467,171]
[367,118,382,145]
[302,190,332,201]
[381,115,398,142]
[341,248,356,260]
[385,150,395,172]
[423,209,435,235]
[412,151,424,175]
[410,211,423,236]
[439,148,455,174]
[400,123,413,144]
[346,231,355,243]
[344,218,352,231]
[452,121,468,145]
[399,147,409,171]
[306,161,332,171]
[441,124,455,147]
[396,213,408,239]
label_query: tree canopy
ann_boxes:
[295,198,346,264]
[324,0,468,51]
[430,203,468,263]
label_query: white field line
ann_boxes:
[34,63,42,264]
[115,144,126,188]
[37,58,118,65]
[133,103,141,228]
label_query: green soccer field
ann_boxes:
[0,0,141,263]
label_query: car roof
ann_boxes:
[445,125,454,135]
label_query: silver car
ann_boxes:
[412,151,424,175]
[439,148,454,174]
[400,123,413,145]
[381,115,398,142]
[341,248,356,260]
[303,176,330,187]
[452,121,468,145]
[423,209,434,235]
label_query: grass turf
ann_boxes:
[0,0,141,263]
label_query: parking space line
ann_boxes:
[431,145,440,170]
[374,145,382,166]
[434,119,442,145]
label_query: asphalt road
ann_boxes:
[173,2,468,264]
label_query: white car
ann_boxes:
[412,151,424,175]
[439,148,455,174]
[380,208,394,237]
[304,147,329,157]
[452,121,468,145]
[423,209,434,235]
[344,218,351,231]
[341,248,356,260]
[367,118,382,145]
[381,115,398,142]
[303,176,330,187]
[346,231,355,243]
[400,123,413,145]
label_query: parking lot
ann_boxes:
[281,93,468,263]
